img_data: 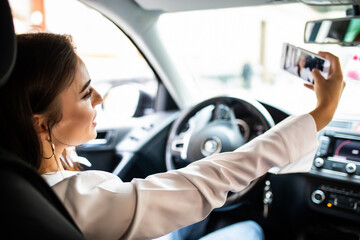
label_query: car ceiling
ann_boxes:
[134,0,298,12]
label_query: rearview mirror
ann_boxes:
[304,17,360,46]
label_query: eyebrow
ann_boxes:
[80,80,91,94]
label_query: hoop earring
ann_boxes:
[43,126,55,160]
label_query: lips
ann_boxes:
[92,111,97,127]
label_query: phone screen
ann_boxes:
[281,43,330,84]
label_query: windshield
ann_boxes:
[158,3,360,118]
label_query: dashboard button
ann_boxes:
[318,136,330,156]
[311,190,325,204]
[345,163,357,174]
[314,157,324,168]
[330,162,344,171]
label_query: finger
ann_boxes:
[318,52,333,76]
[303,83,314,91]
[312,68,325,85]
[341,81,346,94]
[318,51,341,75]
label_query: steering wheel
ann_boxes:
[165,96,275,207]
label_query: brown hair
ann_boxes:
[0,33,81,171]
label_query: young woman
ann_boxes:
[0,33,345,240]
[288,53,313,83]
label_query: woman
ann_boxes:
[289,53,314,83]
[0,33,345,240]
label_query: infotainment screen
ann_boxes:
[333,138,360,162]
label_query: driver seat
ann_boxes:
[0,1,85,239]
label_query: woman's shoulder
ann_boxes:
[287,65,298,73]
[42,170,121,187]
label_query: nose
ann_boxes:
[92,89,103,107]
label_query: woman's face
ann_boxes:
[299,55,306,68]
[52,57,103,147]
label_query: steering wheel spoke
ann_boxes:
[213,103,236,121]
[170,136,187,160]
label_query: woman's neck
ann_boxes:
[39,144,65,174]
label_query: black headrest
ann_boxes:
[0,0,16,87]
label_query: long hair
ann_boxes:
[297,54,307,77]
[0,33,81,171]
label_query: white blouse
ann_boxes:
[43,114,318,240]
[288,66,313,83]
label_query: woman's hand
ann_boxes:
[305,52,345,131]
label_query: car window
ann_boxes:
[158,3,360,117]
[9,0,158,128]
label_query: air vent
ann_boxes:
[96,131,108,139]
[328,121,353,129]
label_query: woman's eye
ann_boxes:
[82,88,93,99]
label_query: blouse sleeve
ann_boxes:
[48,113,318,240]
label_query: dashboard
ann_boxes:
[308,118,360,219]
[262,117,360,239]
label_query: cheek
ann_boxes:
[53,102,96,146]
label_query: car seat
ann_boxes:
[0,1,85,239]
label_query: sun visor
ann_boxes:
[134,0,298,12]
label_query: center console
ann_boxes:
[309,120,360,217]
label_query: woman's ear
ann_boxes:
[32,114,48,134]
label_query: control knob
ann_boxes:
[311,190,325,204]
[345,163,357,174]
[314,157,324,168]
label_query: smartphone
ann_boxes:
[281,43,330,84]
